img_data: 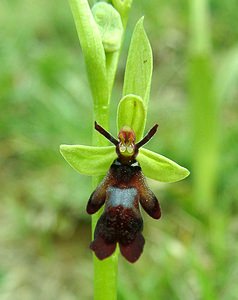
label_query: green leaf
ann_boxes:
[92,2,123,53]
[123,17,153,106]
[138,148,190,182]
[68,0,109,106]
[60,145,116,176]
[117,94,146,141]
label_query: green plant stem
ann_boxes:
[189,0,211,55]
[189,0,218,213]
[92,105,119,300]
[189,56,218,213]
[189,2,220,298]
[91,37,121,300]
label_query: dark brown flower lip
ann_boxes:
[90,205,145,263]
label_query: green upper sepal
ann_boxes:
[117,94,146,141]
[60,145,115,176]
[138,148,190,182]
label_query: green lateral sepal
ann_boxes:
[138,148,190,182]
[60,145,116,176]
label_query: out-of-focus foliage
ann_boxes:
[0,0,237,299]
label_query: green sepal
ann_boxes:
[60,145,116,176]
[138,148,190,182]
[92,2,123,53]
[117,94,146,141]
[123,17,153,106]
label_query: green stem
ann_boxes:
[92,107,118,300]
[188,3,220,298]
[189,0,218,213]
[189,0,211,55]
[93,252,118,300]
[91,29,120,300]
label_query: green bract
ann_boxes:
[68,0,109,107]
[92,2,123,53]
[123,17,153,106]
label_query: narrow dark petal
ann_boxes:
[86,192,104,214]
[90,236,116,260]
[86,181,108,214]
[140,193,161,219]
[136,124,158,149]
[95,121,118,146]
[119,233,145,263]
[137,174,161,219]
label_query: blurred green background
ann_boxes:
[1,0,238,299]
